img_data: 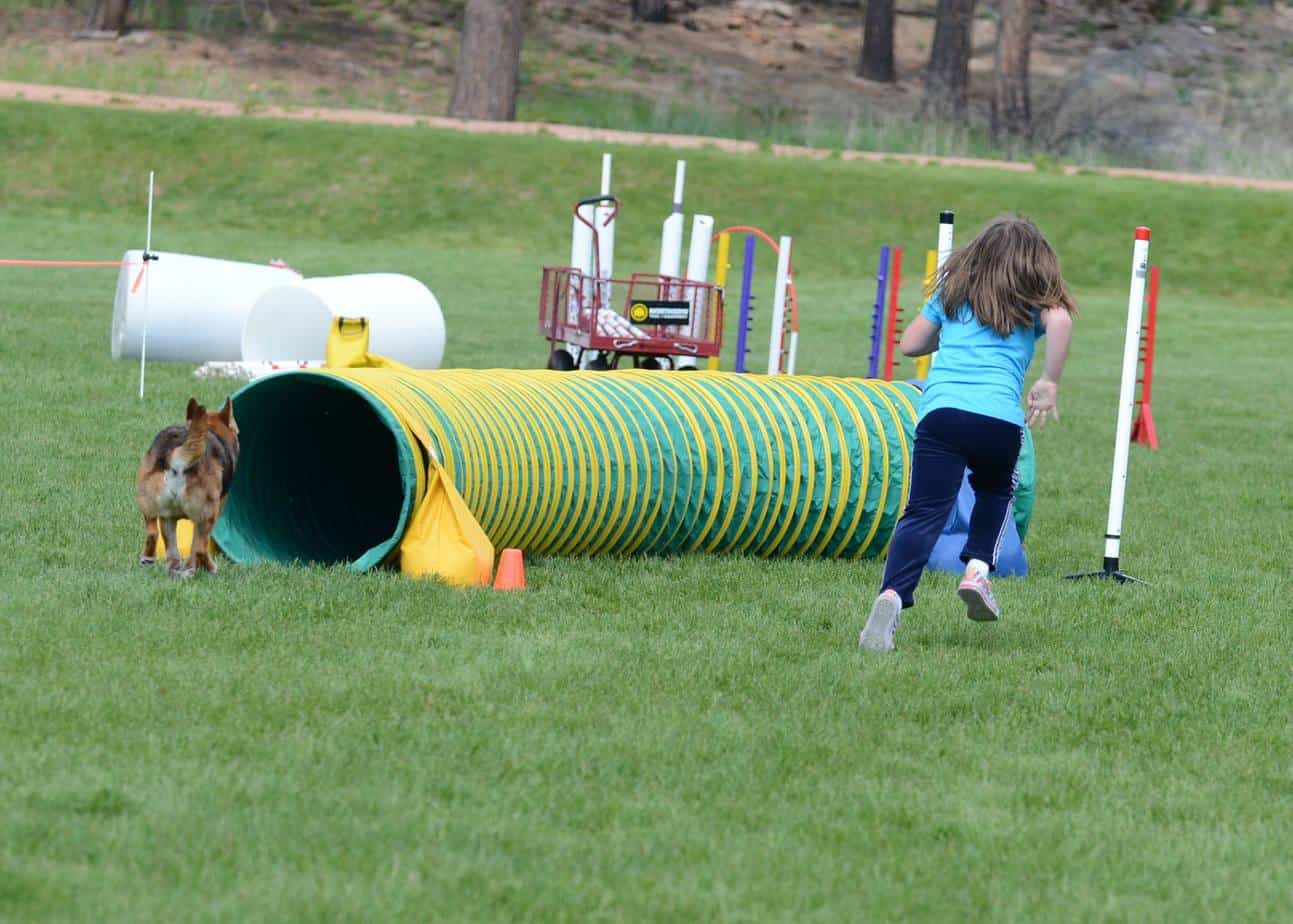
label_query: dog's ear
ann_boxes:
[218,397,235,428]
[186,397,201,422]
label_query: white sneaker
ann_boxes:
[860,589,903,652]
[957,571,1001,622]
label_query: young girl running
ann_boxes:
[860,216,1076,652]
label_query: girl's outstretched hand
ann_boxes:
[1027,377,1060,428]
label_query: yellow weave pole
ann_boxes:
[913,249,938,380]
[708,232,731,371]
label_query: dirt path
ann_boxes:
[4,79,1290,194]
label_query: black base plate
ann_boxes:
[1064,569,1149,586]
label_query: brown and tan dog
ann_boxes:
[135,397,239,577]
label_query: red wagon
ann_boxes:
[539,195,724,371]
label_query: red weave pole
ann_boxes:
[882,247,903,380]
[1141,265,1159,403]
[0,259,135,267]
[1131,264,1160,449]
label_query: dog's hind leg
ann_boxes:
[192,519,218,574]
[161,517,193,579]
[140,517,159,565]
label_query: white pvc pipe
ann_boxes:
[569,207,595,279]
[595,153,616,306]
[685,214,713,284]
[600,152,612,197]
[585,153,616,368]
[936,209,955,270]
[931,209,954,368]
[242,273,446,369]
[681,214,715,356]
[112,250,303,362]
[1103,228,1151,567]
[658,160,685,278]
[766,235,792,375]
[659,214,683,279]
[567,201,596,362]
[596,308,648,340]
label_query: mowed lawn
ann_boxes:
[1,101,1291,921]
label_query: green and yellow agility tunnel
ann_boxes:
[213,369,1034,583]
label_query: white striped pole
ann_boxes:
[138,170,155,399]
[1103,227,1152,570]
[1069,226,1151,584]
[785,239,798,374]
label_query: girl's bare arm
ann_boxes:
[1038,308,1073,383]
[900,315,941,357]
[1027,308,1074,428]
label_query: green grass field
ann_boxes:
[1,100,1291,921]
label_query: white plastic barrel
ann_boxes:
[111,250,303,361]
[241,273,446,369]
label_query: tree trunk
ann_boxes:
[448,0,527,122]
[922,0,978,121]
[98,0,130,35]
[858,0,896,83]
[631,0,670,23]
[1147,0,1177,21]
[992,0,1032,141]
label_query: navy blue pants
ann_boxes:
[881,408,1023,608]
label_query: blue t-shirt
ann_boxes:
[918,295,1044,427]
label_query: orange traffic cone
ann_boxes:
[493,548,526,590]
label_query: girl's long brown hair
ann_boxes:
[936,216,1078,336]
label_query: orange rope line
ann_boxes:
[711,225,801,335]
[0,259,137,267]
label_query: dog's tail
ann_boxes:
[174,398,209,470]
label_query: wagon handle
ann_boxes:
[575,195,620,230]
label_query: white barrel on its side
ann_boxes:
[111,250,303,362]
[242,273,446,369]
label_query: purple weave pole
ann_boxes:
[868,245,890,379]
[734,235,757,374]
